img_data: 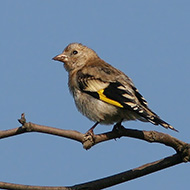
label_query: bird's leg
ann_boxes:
[83,122,99,150]
[112,120,124,132]
[86,122,99,136]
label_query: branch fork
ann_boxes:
[0,113,189,190]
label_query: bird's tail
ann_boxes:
[147,115,178,132]
[138,106,178,132]
[131,103,178,132]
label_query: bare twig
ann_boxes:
[0,182,70,190]
[71,153,184,190]
[0,114,189,190]
[0,114,187,153]
[0,153,189,190]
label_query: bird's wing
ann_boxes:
[77,62,178,132]
[77,61,146,111]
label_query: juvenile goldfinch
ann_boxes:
[53,43,177,133]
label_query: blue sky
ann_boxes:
[1,1,190,189]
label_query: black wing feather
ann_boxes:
[103,81,137,107]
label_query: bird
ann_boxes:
[53,43,177,134]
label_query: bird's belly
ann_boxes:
[73,90,138,124]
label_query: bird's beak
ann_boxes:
[52,53,68,62]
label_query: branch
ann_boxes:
[0,153,189,190]
[72,153,184,190]
[0,114,189,190]
[0,114,188,154]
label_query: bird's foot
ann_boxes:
[112,121,124,132]
[83,122,99,150]
[85,122,99,136]
[112,122,125,139]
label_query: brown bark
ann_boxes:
[0,114,189,190]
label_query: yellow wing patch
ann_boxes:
[97,89,123,108]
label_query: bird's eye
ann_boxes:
[72,50,78,55]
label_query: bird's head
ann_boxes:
[53,43,98,72]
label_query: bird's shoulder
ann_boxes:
[77,57,132,83]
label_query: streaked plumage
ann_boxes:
[53,43,177,132]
